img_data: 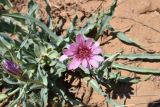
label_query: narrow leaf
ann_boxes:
[0,33,14,49]
[99,52,121,71]
[112,62,160,74]
[40,88,48,107]
[117,32,145,49]
[80,23,96,35]
[89,78,106,96]
[67,15,78,35]
[79,13,98,36]
[28,1,39,16]
[2,13,61,44]
[0,0,13,9]
[118,76,140,83]
[105,53,160,60]
[95,0,117,40]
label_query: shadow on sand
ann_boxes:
[148,99,160,107]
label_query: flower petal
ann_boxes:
[92,47,102,54]
[76,34,85,45]
[92,42,100,50]
[63,43,78,56]
[59,55,68,62]
[68,58,81,70]
[86,38,93,47]
[70,43,78,52]
[63,49,74,56]
[91,42,102,54]
[88,59,99,68]
[2,60,21,75]
[82,59,88,68]
[92,55,104,62]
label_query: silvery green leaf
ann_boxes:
[2,14,62,45]
[99,52,121,71]
[118,76,140,83]
[0,93,8,102]
[0,33,14,49]
[105,98,120,107]
[55,68,66,77]
[87,77,106,96]
[23,55,37,64]
[112,62,160,74]
[95,0,117,40]
[28,1,39,17]
[116,32,145,50]
[49,60,57,66]
[48,50,59,59]
[34,43,41,58]
[22,92,27,107]
[53,83,83,106]
[28,92,41,106]
[40,88,48,107]
[105,53,160,60]
[79,66,90,74]
[106,52,121,62]
[0,0,13,10]
[9,85,27,106]
[80,23,96,35]
[3,75,20,85]
[0,16,28,34]
[67,15,78,35]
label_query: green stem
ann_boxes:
[10,84,27,106]
[8,88,20,96]
[27,79,47,87]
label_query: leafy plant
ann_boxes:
[0,0,160,107]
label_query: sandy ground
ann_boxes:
[9,0,160,106]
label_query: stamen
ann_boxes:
[77,46,91,59]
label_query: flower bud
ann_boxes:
[2,60,22,76]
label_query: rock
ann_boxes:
[133,0,152,14]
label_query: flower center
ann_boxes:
[77,46,91,59]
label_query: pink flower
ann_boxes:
[60,34,104,70]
